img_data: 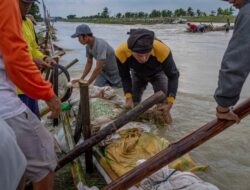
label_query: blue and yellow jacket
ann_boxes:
[115,40,179,103]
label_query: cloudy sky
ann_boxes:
[39,0,232,17]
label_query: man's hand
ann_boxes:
[125,97,134,109]
[33,58,51,69]
[71,79,80,84]
[216,105,240,123]
[157,103,173,124]
[44,57,57,65]
[46,95,61,119]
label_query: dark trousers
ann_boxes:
[18,94,40,119]
[132,71,168,103]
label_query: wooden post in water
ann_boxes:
[80,80,93,174]
[56,91,165,171]
[52,57,59,126]
[102,98,250,190]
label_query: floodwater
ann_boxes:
[53,22,250,190]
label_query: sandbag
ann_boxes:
[104,129,207,178]
[138,160,218,190]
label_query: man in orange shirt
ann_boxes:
[0,0,61,189]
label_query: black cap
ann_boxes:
[127,28,155,54]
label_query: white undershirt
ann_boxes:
[0,52,26,119]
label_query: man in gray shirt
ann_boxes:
[71,24,121,87]
[214,0,250,122]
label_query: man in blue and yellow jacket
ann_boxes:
[116,29,179,123]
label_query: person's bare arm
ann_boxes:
[72,58,93,83]
[81,58,93,80]
[87,60,105,85]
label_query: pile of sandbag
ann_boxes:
[137,160,219,190]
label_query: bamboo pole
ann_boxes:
[79,81,93,174]
[102,98,250,190]
[62,111,87,188]
[55,51,66,57]
[58,59,79,75]
[64,59,79,71]
[52,58,59,126]
[56,91,165,171]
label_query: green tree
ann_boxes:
[101,7,109,18]
[138,11,147,18]
[116,12,122,18]
[217,7,223,16]
[174,8,186,17]
[223,7,234,15]
[149,9,161,17]
[124,12,132,18]
[67,14,76,19]
[28,2,42,21]
[196,9,202,17]
[187,7,195,16]
[162,10,172,17]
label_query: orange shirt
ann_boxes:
[0,0,54,101]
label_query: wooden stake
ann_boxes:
[80,80,93,174]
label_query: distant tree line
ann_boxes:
[67,6,235,19]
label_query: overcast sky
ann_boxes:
[39,0,232,17]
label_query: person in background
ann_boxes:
[18,0,56,118]
[0,0,61,189]
[214,0,250,122]
[116,28,179,123]
[197,23,206,32]
[225,18,231,32]
[71,24,122,88]
[187,22,198,32]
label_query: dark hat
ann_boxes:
[71,24,92,38]
[127,28,155,54]
[21,0,40,3]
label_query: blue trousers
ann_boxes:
[18,94,40,119]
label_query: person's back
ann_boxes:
[86,37,118,74]
[86,37,121,87]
